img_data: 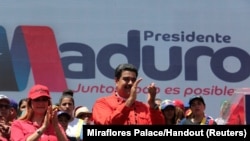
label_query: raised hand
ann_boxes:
[0,123,10,139]
[43,105,52,129]
[126,78,142,107]
[51,107,59,127]
[147,82,157,108]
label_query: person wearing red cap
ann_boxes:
[173,99,185,111]
[172,99,185,124]
[10,84,68,141]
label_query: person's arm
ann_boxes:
[26,108,51,141]
[10,120,43,141]
[147,82,157,109]
[92,98,131,125]
[53,124,68,141]
[147,82,165,125]
[0,123,10,139]
[0,136,7,141]
[148,106,165,125]
[51,106,68,141]
[92,78,145,125]
[125,78,142,107]
[26,125,47,141]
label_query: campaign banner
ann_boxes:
[0,0,250,118]
[245,95,250,124]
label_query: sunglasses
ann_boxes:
[0,104,10,109]
[33,98,49,102]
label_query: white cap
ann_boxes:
[74,106,91,117]
[0,94,10,103]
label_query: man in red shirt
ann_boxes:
[92,63,165,125]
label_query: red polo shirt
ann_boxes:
[92,91,165,125]
[10,119,66,141]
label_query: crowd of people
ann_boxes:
[0,63,245,140]
[0,86,93,141]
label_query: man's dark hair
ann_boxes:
[62,89,74,97]
[115,63,138,79]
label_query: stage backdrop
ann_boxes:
[0,0,250,118]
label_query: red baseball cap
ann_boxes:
[28,84,51,99]
[173,99,184,111]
